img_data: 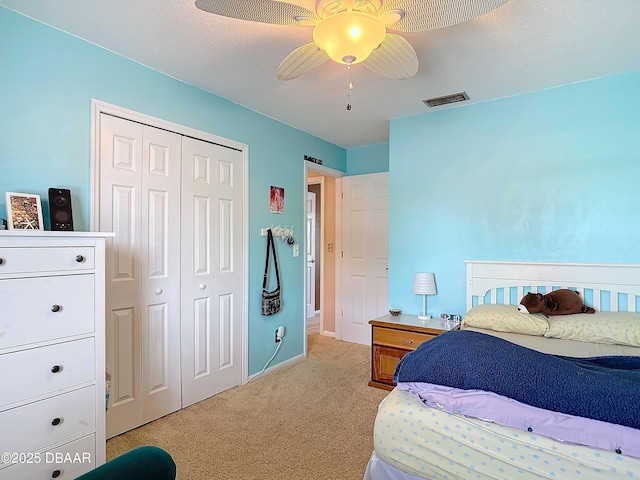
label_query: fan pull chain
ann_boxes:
[346,62,353,111]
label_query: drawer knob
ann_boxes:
[0,257,4,265]
[51,365,62,373]
[199,284,206,290]
[51,470,61,479]
[400,339,413,345]
[51,417,62,426]
[155,288,163,296]
[51,304,62,313]
[75,254,85,263]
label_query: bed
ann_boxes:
[364,261,640,480]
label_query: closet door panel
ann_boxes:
[181,138,243,407]
[100,114,143,438]
[101,115,182,436]
[214,149,243,391]
[181,140,216,407]
[140,125,181,424]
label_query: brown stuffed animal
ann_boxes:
[517,289,596,316]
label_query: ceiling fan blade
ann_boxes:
[361,34,418,79]
[277,42,329,80]
[195,0,318,26]
[381,0,508,32]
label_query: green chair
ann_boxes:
[76,446,176,480]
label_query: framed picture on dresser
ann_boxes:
[5,192,44,230]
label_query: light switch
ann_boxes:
[328,243,334,252]
[293,244,299,257]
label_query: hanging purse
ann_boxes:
[261,229,281,316]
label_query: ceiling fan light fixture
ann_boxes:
[313,11,386,65]
[195,0,509,81]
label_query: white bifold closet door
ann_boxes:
[100,115,182,438]
[180,137,243,407]
[99,114,243,438]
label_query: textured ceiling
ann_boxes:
[2,0,639,148]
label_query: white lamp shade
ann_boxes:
[413,272,436,295]
[313,11,386,65]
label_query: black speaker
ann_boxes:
[48,188,74,231]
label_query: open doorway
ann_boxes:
[306,183,321,335]
[305,166,343,344]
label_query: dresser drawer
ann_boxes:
[0,386,95,455]
[0,246,94,275]
[0,275,94,350]
[372,327,437,351]
[0,338,95,408]
[0,434,96,480]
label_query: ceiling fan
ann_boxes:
[195,0,508,80]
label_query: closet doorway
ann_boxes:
[91,100,248,438]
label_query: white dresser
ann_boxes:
[0,231,112,480]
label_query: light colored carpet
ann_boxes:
[307,314,320,335]
[106,334,389,479]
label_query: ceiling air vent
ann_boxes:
[423,92,469,108]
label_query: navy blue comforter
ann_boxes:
[394,330,640,429]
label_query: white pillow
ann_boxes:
[461,304,549,336]
[545,312,640,347]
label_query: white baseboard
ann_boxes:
[245,352,305,383]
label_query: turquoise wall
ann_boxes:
[0,7,346,375]
[346,142,389,175]
[389,71,640,318]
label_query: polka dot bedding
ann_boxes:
[373,388,640,480]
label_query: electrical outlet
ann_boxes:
[275,326,285,343]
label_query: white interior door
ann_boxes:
[180,137,244,407]
[306,191,317,319]
[339,172,389,345]
[100,115,181,436]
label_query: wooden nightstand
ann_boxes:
[368,315,454,390]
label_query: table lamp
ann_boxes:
[413,272,436,320]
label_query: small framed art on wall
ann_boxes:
[270,186,284,214]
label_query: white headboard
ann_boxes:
[466,261,640,313]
